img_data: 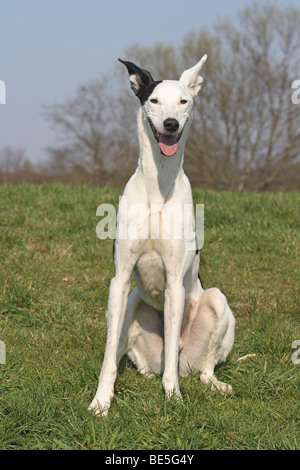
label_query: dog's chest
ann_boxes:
[133,250,166,311]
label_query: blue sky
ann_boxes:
[0,0,295,164]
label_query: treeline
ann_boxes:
[1,2,300,190]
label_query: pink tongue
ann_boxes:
[159,135,178,157]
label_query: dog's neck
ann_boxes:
[136,108,186,205]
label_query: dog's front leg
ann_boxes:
[89,273,131,416]
[162,281,185,400]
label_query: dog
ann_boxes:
[89,55,235,416]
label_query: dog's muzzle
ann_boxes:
[148,118,184,157]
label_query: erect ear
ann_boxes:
[118,58,155,97]
[179,54,207,97]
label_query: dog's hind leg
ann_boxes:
[179,288,235,394]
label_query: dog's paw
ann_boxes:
[210,381,233,395]
[88,397,110,417]
[200,372,233,395]
[164,382,183,402]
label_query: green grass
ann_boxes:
[0,183,299,450]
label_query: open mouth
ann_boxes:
[148,119,183,157]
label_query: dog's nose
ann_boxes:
[163,118,179,133]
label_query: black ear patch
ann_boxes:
[118,58,162,105]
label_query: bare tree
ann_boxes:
[43,72,141,185]
[237,3,300,190]
[0,147,26,173]
[0,147,37,183]
[183,3,300,190]
[43,79,112,173]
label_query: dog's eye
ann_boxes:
[180,99,188,105]
[150,98,158,104]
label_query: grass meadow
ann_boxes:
[0,183,299,450]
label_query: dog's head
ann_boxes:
[119,55,207,157]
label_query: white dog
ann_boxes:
[89,56,235,416]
